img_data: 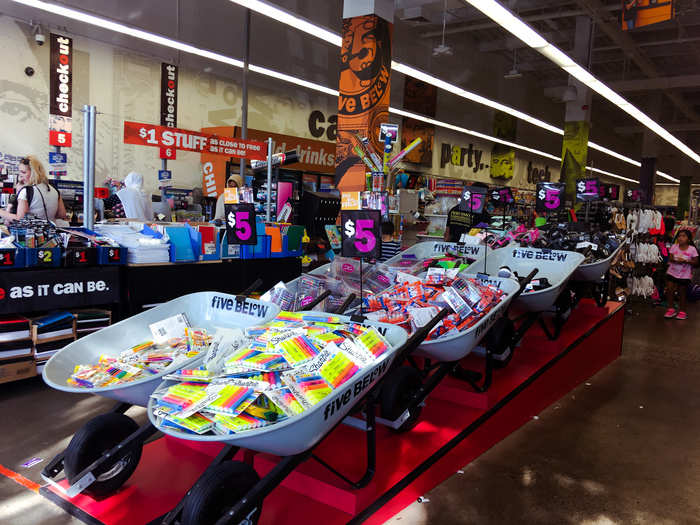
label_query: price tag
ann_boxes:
[73,248,90,265]
[36,249,54,266]
[576,178,599,202]
[490,187,514,205]
[459,185,487,213]
[107,248,121,262]
[0,249,15,267]
[340,210,381,259]
[624,188,642,202]
[224,203,257,245]
[536,182,565,212]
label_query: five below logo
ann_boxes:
[54,36,71,115]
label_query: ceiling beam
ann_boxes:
[615,122,700,134]
[609,75,700,92]
[574,0,700,123]
[477,31,569,52]
[420,5,619,37]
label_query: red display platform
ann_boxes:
[41,300,624,525]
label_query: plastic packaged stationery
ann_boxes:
[149,310,393,435]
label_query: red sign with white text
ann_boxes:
[123,121,266,160]
[49,130,72,147]
[159,146,176,160]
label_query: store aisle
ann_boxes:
[1,301,698,525]
[388,300,700,525]
[0,379,147,525]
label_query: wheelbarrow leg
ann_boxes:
[311,395,377,489]
[158,445,240,525]
[451,348,494,393]
[214,452,312,525]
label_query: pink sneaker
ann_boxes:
[664,308,677,319]
[676,311,688,320]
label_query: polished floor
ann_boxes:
[1,300,698,525]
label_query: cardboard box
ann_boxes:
[0,358,36,385]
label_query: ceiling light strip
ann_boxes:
[13,0,638,184]
[460,0,700,166]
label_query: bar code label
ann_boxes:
[149,313,190,344]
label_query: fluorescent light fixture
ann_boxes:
[249,64,339,96]
[12,0,643,185]
[12,0,244,68]
[585,166,638,184]
[389,107,560,161]
[460,0,700,166]
[227,0,342,46]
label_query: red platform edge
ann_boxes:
[40,300,624,525]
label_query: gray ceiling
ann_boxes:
[1,0,699,178]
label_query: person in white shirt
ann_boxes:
[117,172,154,221]
[214,174,243,221]
[0,155,67,223]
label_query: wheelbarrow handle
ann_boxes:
[240,278,263,297]
[335,293,357,315]
[300,290,332,311]
[511,268,539,302]
[396,307,451,361]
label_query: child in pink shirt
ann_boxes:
[664,229,699,320]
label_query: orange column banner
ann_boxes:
[335,15,393,192]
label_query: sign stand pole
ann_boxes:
[266,138,273,222]
[360,258,364,315]
[82,105,96,230]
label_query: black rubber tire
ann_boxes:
[380,367,423,432]
[484,317,516,369]
[181,461,261,525]
[64,413,142,498]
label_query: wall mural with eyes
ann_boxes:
[0,16,335,195]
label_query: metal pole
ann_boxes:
[266,138,273,222]
[240,8,250,179]
[82,105,96,229]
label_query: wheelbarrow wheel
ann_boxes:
[182,461,261,525]
[484,317,516,370]
[64,413,142,498]
[380,366,423,433]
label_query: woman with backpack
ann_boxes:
[0,155,67,223]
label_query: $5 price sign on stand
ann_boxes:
[340,210,381,259]
[224,203,257,245]
[459,186,487,214]
[536,182,565,212]
[576,178,600,202]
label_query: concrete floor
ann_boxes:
[1,300,698,525]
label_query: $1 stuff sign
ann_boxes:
[124,122,266,160]
[341,210,381,259]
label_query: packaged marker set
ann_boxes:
[150,311,391,435]
[362,276,505,340]
[67,314,211,388]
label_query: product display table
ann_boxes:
[118,257,302,318]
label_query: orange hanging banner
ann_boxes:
[335,15,393,192]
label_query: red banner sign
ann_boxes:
[123,121,266,160]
